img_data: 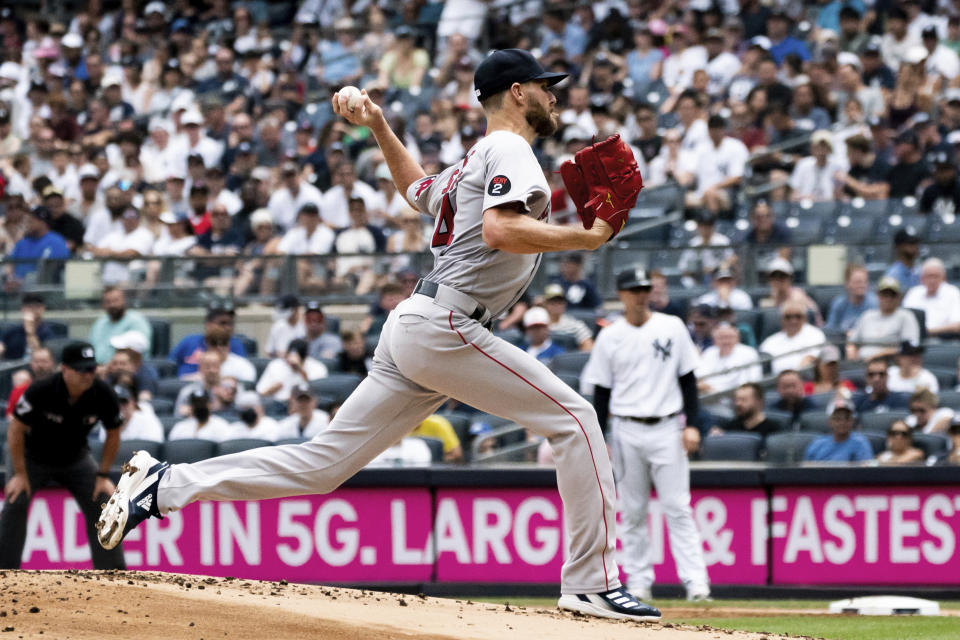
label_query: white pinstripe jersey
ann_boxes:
[405,130,550,318]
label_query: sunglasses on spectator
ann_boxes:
[867,370,887,377]
[208,339,229,347]
[887,429,911,437]
[782,313,804,320]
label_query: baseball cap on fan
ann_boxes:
[616,268,653,290]
[473,49,567,101]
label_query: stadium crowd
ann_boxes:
[3,0,960,466]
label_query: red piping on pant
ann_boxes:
[448,311,610,591]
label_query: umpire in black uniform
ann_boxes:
[0,341,126,568]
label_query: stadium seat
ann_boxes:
[937,390,960,409]
[494,328,524,346]
[822,214,877,245]
[549,351,590,375]
[114,439,163,467]
[150,397,175,416]
[162,439,217,464]
[859,412,909,433]
[862,432,886,455]
[250,357,272,379]
[147,317,171,358]
[43,336,76,362]
[765,433,819,463]
[160,415,181,436]
[839,198,890,219]
[216,438,273,456]
[309,374,363,403]
[913,433,951,458]
[799,412,831,433]
[146,359,177,379]
[791,200,837,222]
[930,367,958,389]
[235,333,259,357]
[556,373,580,391]
[414,436,444,462]
[806,393,836,410]
[439,412,473,448]
[275,438,308,446]
[550,332,580,351]
[923,344,960,370]
[701,433,763,461]
[157,378,191,400]
[764,409,794,431]
[927,215,960,243]
[320,357,341,373]
[89,439,105,464]
[45,320,69,338]
[782,215,822,245]
[876,212,927,239]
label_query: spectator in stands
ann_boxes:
[688,303,717,352]
[790,130,846,201]
[881,7,918,71]
[257,338,327,404]
[323,163,383,231]
[0,293,53,361]
[712,383,781,437]
[678,211,735,285]
[696,322,762,394]
[683,115,749,215]
[175,351,225,416]
[889,342,939,393]
[903,258,960,335]
[91,206,155,285]
[646,128,696,188]
[947,420,960,464]
[921,25,959,81]
[337,329,372,377]
[334,196,386,294]
[265,295,306,358]
[696,268,753,311]
[804,344,856,395]
[106,331,157,401]
[905,388,953,434]
[387,209,427,254]
[836,134,892,200]
[920,151,960,215]
[767,10,810,64]
[191,203,243,258]
[224,391,280,442]
[551,253,601,310]
[277,202,335,292]
[854,357,910,413]
[758,257,822,321]
[304,301,342,361]
[543,284,593,351]
[88,287,152,364]
[377,25,429,93]
[804,397,873,462]
[168,389,230,442]
[884,228,922,293]
[203,326,255,385]
[361,282,407,337]
[520,306,565,364]
[739,200,792,264]
[4,347,55,417]
[0,192,28,254]
[770,369,813,424]
[411,414,465,463]
[836,60,885,124]
[43,186,85,252]
[649,270,685,319]
[232,208,282,298]
[275,382,330,441]
[5,206,70,286]
[826,264,878,332]
[105,375,163,443]
[760,300,827,375]
[887,130,931,198]
[170,302,246,378]
[876,419,925,464]
[267,161,324,232]
[790,79,832,132]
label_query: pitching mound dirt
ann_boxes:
[0,570,803,639]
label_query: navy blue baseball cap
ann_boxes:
[474,49,567,102]
[617,268,653,290]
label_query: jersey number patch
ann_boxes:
[488,175,511,196]
[431,193,456,247]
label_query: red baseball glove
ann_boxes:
[559,134,644,240]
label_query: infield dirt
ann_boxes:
[0,570,813,639]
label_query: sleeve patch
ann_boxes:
[488,175,511,196]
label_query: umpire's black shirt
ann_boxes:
[12,373,123,465]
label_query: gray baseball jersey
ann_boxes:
[406,130,551,318]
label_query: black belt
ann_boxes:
[414,279,489,323]
[616,411,682,425]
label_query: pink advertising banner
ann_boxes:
[770,486,960,585]
[6,488,435,582]
[433,488,766,585]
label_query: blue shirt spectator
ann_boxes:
[767,12,811,65]
[816,0,866,32]
[805,432,874,462]
[825,267,878,332]
[552,253,602,310]
[8,207,71,280]
[169,306,248,378]
[885,229,922,292]
[0,293,54,360]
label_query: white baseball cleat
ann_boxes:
[96,450,168,550]
[558,588,661,621]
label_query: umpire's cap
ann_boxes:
[474,49,567,102]
[62,341,98,372]
[617,268,653,290]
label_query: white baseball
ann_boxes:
[339,86,363,113]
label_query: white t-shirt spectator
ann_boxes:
[320,181,381,229]
[680,118,710,153]
[789,156,847,201]
[760,324,827,375]
[696,343,763,393]
[903,283,960,332]
[256,357,328,402]
[696,288,754,310]
[887,365,940,394]
[223,416,281,441]
[663,46,708,91]
[98,226,155,284]
[706,52,742,96]
[275,410,331,440]
[692,137,748,197]
[222,353,257,384]
[905,407,954,434]
[367,437,433,467]
[83,209,123,246]
[265,319,306,357]
[267,183,324,231]
[167,415,230,441]
[848,308,921,361]
[277,225,335,255]
[678,232,734,276]
[152,231,196,256]
[98,405,164,443]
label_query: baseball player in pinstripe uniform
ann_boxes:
[98,49,659,621]
[583,268,711,601]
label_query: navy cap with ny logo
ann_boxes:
[473,49,567,102]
